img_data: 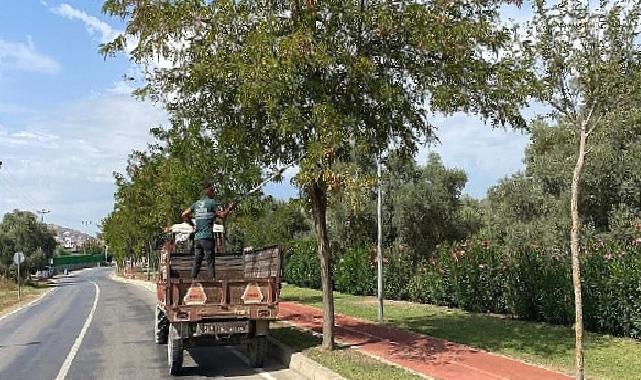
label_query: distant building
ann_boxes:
[48,224,98,252]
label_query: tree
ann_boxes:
[392,153,470,263]
[480,172,569,252]
[520,1,641,377]
[101,117,264,266]
[102,0,528,349]
[480,111,641,254]
[525,118,641,235]
[0,210,57,280]
[228,197,311,249]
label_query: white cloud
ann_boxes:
[0,127,60,148]
[423,113,531,198]
[0,36,61,74]
[0,83,167,232]
[52,3,121,44]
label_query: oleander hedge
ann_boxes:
[283,238,641,339]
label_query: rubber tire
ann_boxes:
[168,325,184,375]
[154,307,169,344]
[247,336,267,368]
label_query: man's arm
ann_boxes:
[215,201,237,219]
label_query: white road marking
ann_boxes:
[227,346,278,380]
[55,281,100,380]
[0,287,56,323]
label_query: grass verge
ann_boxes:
[271,325,423,380]
[281,284,641,380]
[0,279,50,316]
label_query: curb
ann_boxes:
[267,336,346,380]
[111,271,344,380]
[277,319,432,380]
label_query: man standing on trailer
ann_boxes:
[182,182,236,279]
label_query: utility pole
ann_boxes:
[81,221,88,255]
[377,155,384,324]
[17,258,20,300]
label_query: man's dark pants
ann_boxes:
[192,238,215,279]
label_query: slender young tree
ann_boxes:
[102,0,529,349]
[520,1,641,377]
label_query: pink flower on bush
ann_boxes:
[451,250,465,263]
[603,253,613,261]
[633,237,641,246]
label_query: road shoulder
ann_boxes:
[0,281,54,322]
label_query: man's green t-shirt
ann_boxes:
[190,197,219,240]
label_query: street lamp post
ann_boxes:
[377,156,384,324]
[81,220,92,255]
[17,256,21,300]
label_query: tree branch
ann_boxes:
[557,67,577,119]
[583,102,597,137]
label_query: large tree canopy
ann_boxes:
[103,0,529,177]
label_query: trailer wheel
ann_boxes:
[154,306,168,344]
[247,336,267,368]
[167,324,183,375]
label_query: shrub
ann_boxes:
[334,246,376,295]
[285,235,641,340]
[408,267,454,305]
[583,241,641,338]
[406,239,641,339]
[447,242,508,313]
[283,239,321,289]
[383,246,414,300]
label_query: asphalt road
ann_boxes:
[0,267,299,380]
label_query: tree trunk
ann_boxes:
[308,181,335,350]
[570,124,588,380]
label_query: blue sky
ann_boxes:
[0,1,532,235]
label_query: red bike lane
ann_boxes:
[279,302,571,380]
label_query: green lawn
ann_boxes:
[271,325,422,380]
[0,279,49,316]
[281,284,641,380]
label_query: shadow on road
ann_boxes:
[175,346,286,378]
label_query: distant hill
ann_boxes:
[47,224,96,246]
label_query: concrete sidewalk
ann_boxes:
[279,302,571,380]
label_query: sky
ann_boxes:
[0,1,532,235]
